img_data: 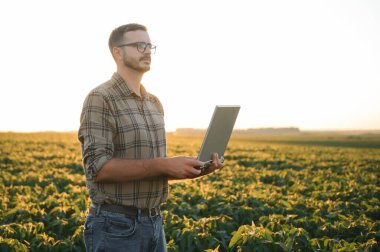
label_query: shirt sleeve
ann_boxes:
[78,91,115,181]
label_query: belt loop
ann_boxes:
[137,208,141,221]
[149,207,154,218]
[96,204,101,216]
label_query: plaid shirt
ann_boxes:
[78,73,168,209]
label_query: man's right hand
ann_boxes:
[164,156,203,179]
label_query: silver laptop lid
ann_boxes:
[197,105,240,162]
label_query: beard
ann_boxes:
[122,55,151,73]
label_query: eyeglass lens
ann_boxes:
[137,43,155,53]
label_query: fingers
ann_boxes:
[209,153,224,170]
[190,159,204,167]
[179,165,201,179]
[186,158,203,176]
[211,153,218,166]
[188,167,202,177]
[167,156,203,179]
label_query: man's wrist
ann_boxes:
[158,158,169,175]
[149,157,168,176]
[140,158,165,176]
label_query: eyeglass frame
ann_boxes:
[117,42,156,54]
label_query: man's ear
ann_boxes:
[112,47,122,61]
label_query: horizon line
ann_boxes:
[1,127,380,134]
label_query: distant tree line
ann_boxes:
[174,127,301,135]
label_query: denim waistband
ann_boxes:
[89,203,161,218]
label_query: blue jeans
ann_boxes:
[83,209,167,252]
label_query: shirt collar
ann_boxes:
[111,72,149,100]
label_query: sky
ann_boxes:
[0,0,379,132]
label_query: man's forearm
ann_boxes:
[95,158,167,182]
[95,156,206,182]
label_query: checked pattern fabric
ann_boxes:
[78,73,168,209]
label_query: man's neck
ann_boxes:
[117,67,143,97]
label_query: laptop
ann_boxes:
[196,105,240,170]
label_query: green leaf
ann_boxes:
[229,225,247,248]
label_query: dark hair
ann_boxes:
[108,23,147,54]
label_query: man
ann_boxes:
[78,23,222,252]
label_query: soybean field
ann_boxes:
[0,132,379,251]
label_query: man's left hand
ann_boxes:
[200,153,224,175]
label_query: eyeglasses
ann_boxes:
[117,42,156,54]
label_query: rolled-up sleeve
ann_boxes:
[78,91,115,181]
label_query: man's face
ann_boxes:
[119,30,152,73]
